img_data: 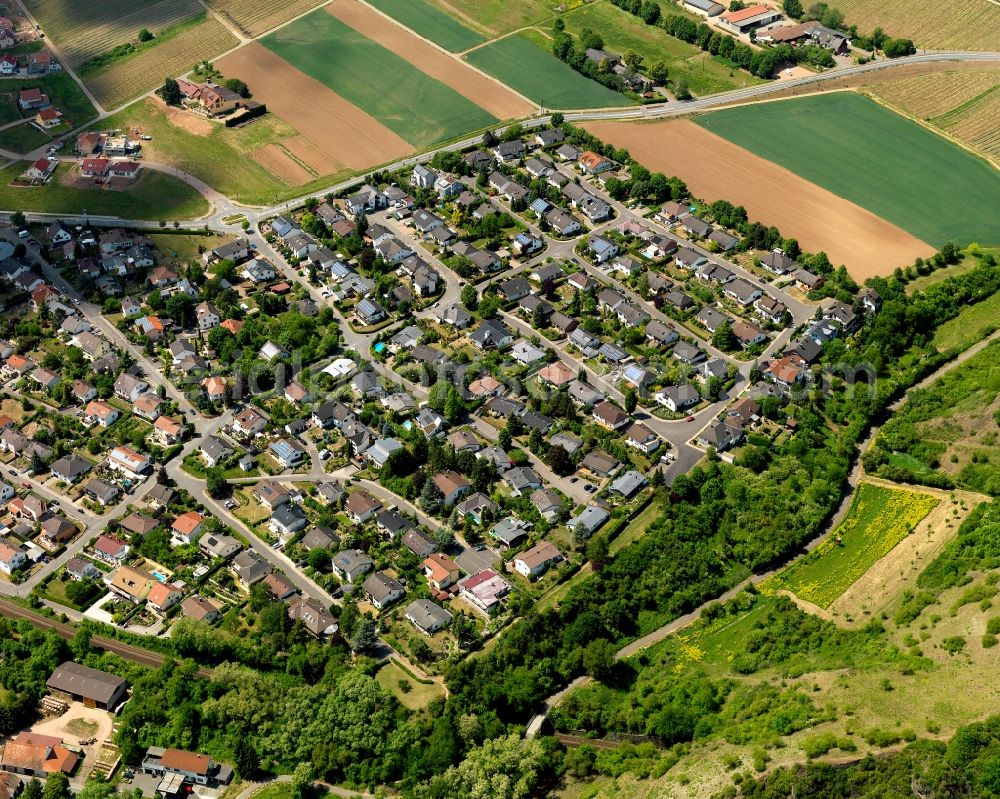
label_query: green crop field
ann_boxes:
[561,2,763,96]
[367,0,484,51]
[466,30,631,110]
[0,162,208,220]
[768,483,939,609]
[262,12,497,149]
[696,92,1000,247]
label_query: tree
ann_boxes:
[649,61,669,85]
[460,284,478,310]
[712,321,737,351]
[161,77,181,105]
[308,548,331,572]
[418,735,551,799]
[782,0,803,16]
[22,780,42,799]
[586,534,609,570]
[233,735,259,780]
[583,638,617,681]
[498,426,512,451]
[624,387,638,414]
[205,467,227,498]
[291,762,313,799]
[883,37,916,57]
[42,773,70,799]
[622,48,643,70]
[673,78,691,100]
[11,211,25,229]
[553,16,565,31]
[223,77,250,97]
[350,618,378,653]
[138,28,154,42]
[546,444,573,476]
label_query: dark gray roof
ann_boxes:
[47,661,126,704]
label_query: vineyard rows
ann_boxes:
[867,70,1000,120]
[945,91,1000,161]
[86,18,239,110]
[206,0,328,38]
[835,0,1000,51]
[26,0,202,65]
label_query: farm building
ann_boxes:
[46,661,128,710]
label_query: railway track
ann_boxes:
[0,599,213,679]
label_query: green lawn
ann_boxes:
[768,483,939,609]
[262,11,497,148]
[932,289,1000,351]
[695,92,1000,247]
[0,162,208,220]
[0,122,52,154]
[466,30,631,110]
[561,2,763,97]
[374,659,447,710]
[367,0,484,51]
[0,72,98,133]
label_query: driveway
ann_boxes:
[455,543,500,576]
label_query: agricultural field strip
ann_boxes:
[215,43,413,173]
[833,0,1000,52]
[261,11,497,148]
[25,0,204,65]
[85,17,240,110]
[326,0,534,120]
[695,92,1000,247]
[365,0,484,52]
[204,0,331,38]
[768,483,940,609]
[865,70,1000,120]
[465,31,631,110]
[582,117,931,279]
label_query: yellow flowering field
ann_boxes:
[769,483,939,609]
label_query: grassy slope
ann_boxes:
[0,123,52,154]
[768,483,939,608]
[560,2,763,96]
[695,92,1000,247]
[261,11,497,148]
[366,0,483,51]
[466,30,631,110]
[932,290,1000,352]
[0,162,207,219]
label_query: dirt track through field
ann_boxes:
[216,42,413,170]
[326,0,534,120]
[282,134,342,175]
[584,118,935,280]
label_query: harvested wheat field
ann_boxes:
[253,144,315,185]
[584,118,934,279]
[326,0,533,120]
[206,0,329,37]
[216,43,412,170]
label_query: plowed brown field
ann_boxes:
[253,144,314,185]
[216,42,412,171]
[584,118,935,279]
[325,0,533,121]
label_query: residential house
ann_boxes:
[592,400,629,430]
[406,599,452,634]
[568,505,609,539]
[363,571,405,610]
[332,549,373,583]
[610,469,648,498]
[624,422,661,454]
[230,551,270,589]
[107,446,150,478]
[200,436,234,467]
[459,570,511,614]
[171,511,205,545]
[514,541,563,580]
[432,471,471,506]
[346,491,382,523]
